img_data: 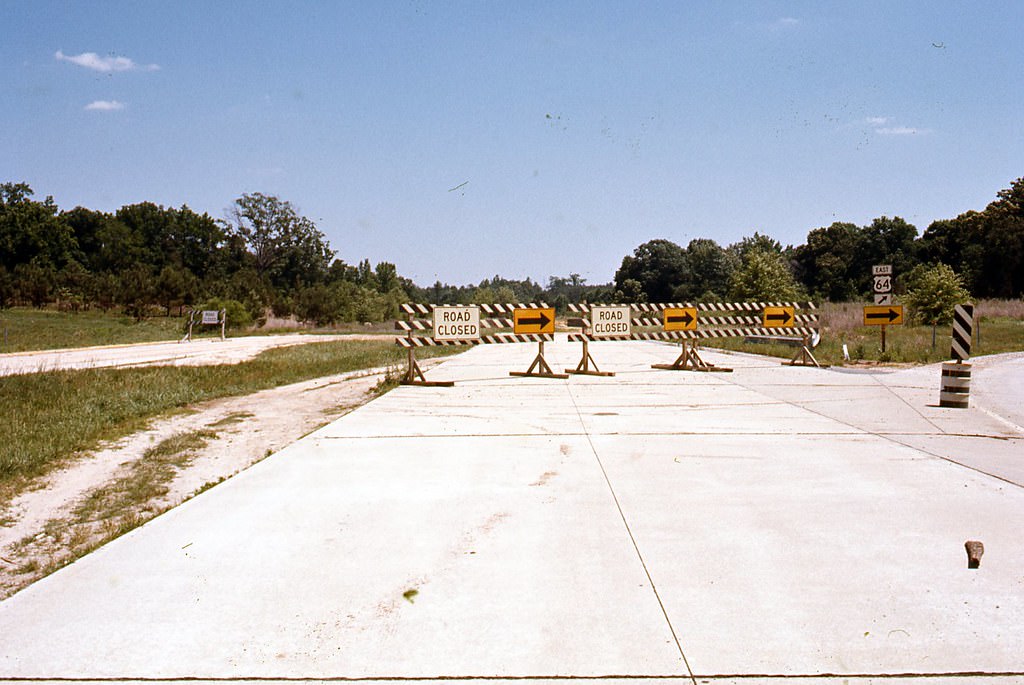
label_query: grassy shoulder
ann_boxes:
[0,339,458,492]
[702,300,1024,365]
[0,308,193,352]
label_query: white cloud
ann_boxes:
[56,50,159,72]
[85,100,126,111]
[876,126,928,135]
[776,17,800,26]
[866,116,889,126]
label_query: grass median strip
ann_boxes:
[0,339,457,491]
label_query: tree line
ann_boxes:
[610,177,1022,307]
[1,177,1020,326]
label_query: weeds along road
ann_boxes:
[0,333,387,376]
[0,341,1022,682]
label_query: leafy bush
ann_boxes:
[903,263,971,325]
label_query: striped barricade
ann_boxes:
[567,301,822,371]
[396,303,563,385]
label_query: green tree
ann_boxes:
[730,231,782,259]
[0,265,13,308]
[683,238,736,300]
[295,284,345,325]
[616,278,646,303]
[855,216,918,283]
[918,178,1024,298]
[13,261,55,307]
[56,259,92,311]
[793,222,861,301]
[118,265,157,320]
[614,239,688,302]
[61,206,111,271]
[977,178,1024,297]
[903,263,971,326]
[226,193,334,292]
[155,265,199,316]
[1,182,77,275]
[728,249,802,301]
[374,262,399,293]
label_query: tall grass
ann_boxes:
[0,340,457,488]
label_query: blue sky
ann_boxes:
[3,1,1022,286]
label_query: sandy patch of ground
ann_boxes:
[0,359,439,599]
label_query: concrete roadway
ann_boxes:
[1,340,1022,684]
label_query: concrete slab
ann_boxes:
[1,340,1022,683]
[0,431,684,678]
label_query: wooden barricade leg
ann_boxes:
[566,338,615,377]
[784,335,828,368]
[511,341,569,379]
[652,341,732,373]
[179,310,195,343]
[400,334,455,387]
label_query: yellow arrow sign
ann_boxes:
[513,307,556,334]
[664,307,698,331]
[863,305,904,326]
[763,306,795,327]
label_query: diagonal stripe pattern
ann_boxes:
[950,303,974,361]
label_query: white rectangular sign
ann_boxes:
[874,293,893,305]
[590,305,632,338]
[432,306,480,341]
[201,310,220,324]
[872,264,893,276]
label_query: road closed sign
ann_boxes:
[432,306,480,341]
[590,305,632,338]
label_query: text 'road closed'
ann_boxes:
[590,306,632,338]
[433,306,480,341]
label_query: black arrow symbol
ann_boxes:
[666,311,695,326]
[866,308,900,322]
[518,311,552,328]
[766,310,793,325]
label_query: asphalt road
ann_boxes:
[1,341,1022,684]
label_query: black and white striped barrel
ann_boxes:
[939,362,971,408]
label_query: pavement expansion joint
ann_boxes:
[563,384,698,685]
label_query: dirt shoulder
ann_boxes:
[0,359,439,600]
